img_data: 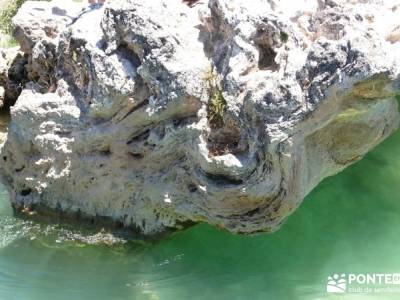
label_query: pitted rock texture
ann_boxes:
[1,0,399,235]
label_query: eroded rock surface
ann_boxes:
[1,0,399,235]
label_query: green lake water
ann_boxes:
[1,128,400,300]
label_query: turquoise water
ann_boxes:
[1,129,400,300]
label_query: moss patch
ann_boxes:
[348,73,392,100]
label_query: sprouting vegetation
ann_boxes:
[0,0,28,35]
[0,0,30,48]
[208,87,227,128]
[205,69,227,128]
[0,34,18,48]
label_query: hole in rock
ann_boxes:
[127,130,150,145]
[203,171,244,186]
[244,207,261,217]
[188,184,198,193]
[129,152,144,159]
[254,27,280,71]
[20,188,32,196]
[99,149,111,156]
[257,44,278,70]
[15,166,25,172]
[207,124,247,157]
[280,31,289,43]
[116,43,141,69]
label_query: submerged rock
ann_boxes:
[0,0,399,236]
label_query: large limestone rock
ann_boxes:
[1,0,399,235]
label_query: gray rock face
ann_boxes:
[1,0,399,235]
[12,0,85,93]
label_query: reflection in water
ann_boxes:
[0,121,399,299]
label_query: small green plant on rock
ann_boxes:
[0,34,18,48]
[205,69,227,128]
[0,0,28,35]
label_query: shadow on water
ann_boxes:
[0,129,400,299]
